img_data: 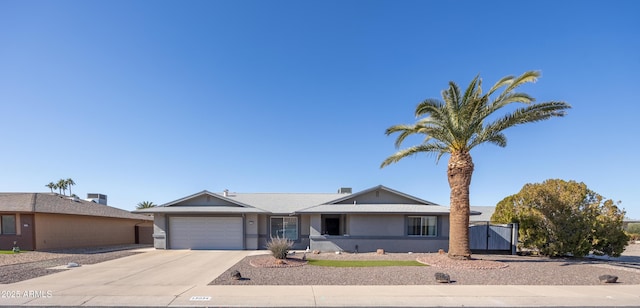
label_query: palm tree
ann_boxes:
[136,201,156,209]
[65,178,75,196]
[46,182,56,193]
[57,179,68,195]
[381,71,570,259]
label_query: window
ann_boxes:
[407,216,437,236]
[270,216,298,240]
[1,215,16,235]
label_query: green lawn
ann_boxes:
[0,250,21,254]
[307,259,426,267]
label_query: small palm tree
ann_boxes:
[136,201,156,209]
[65,178,75,196]
[46,182,56,193]
[381,71,571,259]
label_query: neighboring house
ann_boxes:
[0,193,153,251]
[135,185,455,253]
[469,206,496,223]
[623,218,640,231]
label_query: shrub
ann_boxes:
[492,179,629,257]
[627,223,640,234]
[267,236,293,259]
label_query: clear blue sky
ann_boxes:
[1,1,639,218]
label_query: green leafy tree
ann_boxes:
[136,201,156,209]
[381,71,570,259]
[492,179,629,257]
[491,195,517,224]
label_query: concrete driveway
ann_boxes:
[3,248,258,306]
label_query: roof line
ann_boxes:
[325,185,438,205]
[160,190,257,209]
[294,185,440,213]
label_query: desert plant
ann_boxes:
[267,236,293,259]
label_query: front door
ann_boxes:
[18,214,34,251]
[325,218,340,235]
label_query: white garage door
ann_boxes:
[169,216,243,249]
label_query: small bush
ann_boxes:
[627,223,640,234]
[267,236,293,259]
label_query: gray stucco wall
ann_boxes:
[309,236,449,253]
[309,214,321,236]
[309,214,450,253]
[439,215,450,237]
[257,215,268,249]
[245,213,259,249]
[174,195,239,206]
[153,213,167,249]
[335,189,420,204]
[297,215,311,250]
[348,214,404,236]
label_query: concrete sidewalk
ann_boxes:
[4,284,640,307]
[1,249,639,307]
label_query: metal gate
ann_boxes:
[469,223,518,254]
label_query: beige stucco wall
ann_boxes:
[34,213,151,250]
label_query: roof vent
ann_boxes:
[86,193,107,205]
[338,187,352,194]
[223,189,229,197]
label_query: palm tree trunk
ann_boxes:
[447,151,474,260]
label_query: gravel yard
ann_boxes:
[3,243,639,286]
[0,245,149,284]
[211,243,640,286]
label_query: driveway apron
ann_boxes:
[3,249,253,306]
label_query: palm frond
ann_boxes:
[487,75,514,96]
[385,123,424,148]
[493,71,540,103]
[468,131,507,149]
[483,101,571,136]
[385,124,417,136]
[380,143,449,168]
[381,71,569,169]
[505,71,540,93]
[461,75,480,105]
[415,98,442,117]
